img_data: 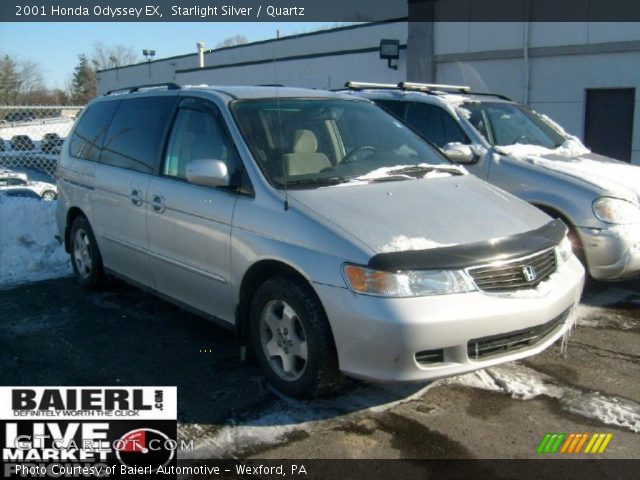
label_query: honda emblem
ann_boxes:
[522,265,537,282]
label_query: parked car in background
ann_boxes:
[41,133,65,154]
[57,83,584,397]
[10,135,36,151]
[346,82,640,281]
[2,111,37,123]
[0,168,57,200]
[0,188,42,200]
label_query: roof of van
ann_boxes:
[343,88,513,104]
[102,84,355,101]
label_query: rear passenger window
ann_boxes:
[375,100,407,120]
[405,103,469,148]
[69,101,119,161]
[101,96,176,173]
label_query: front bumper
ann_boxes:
[577,225,640,280]
[314,256,584,382]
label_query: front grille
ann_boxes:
[467,248,557,293]
[467,308,570,361]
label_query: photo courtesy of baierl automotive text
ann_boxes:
[1,0,639,478]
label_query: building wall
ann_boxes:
[431,21,640,164]
[176,49,407,89]
[96,21,408,93]
[96,18,639,164]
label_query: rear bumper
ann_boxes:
[314,256,585,382]
[578,225,640,280]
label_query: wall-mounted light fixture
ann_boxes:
[380,39,400,70]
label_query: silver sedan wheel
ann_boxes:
[73,229,92,279]
[42,191,56,201]
[260,300,308,381]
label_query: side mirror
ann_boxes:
[442,143,477,164]
[186,159,230,188]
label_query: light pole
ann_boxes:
[143,49,156,78]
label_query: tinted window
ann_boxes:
[163,103,240,181]
[375,100,407,120]
[405,103,469,148]
[101,96,176,173]
[70,101,119,161]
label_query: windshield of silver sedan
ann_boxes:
[232,98,460,189]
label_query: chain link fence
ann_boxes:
[0,106,82,183]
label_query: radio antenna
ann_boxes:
[272,41,289,211]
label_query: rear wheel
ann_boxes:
[70,216,104,288]
[249,276,342,398]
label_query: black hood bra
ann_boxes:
[368,219,567,272]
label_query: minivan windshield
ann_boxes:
[232,98,455,189]
[463,102,566,149]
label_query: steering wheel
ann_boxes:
[341,145,376,164]
[515,135,532,145]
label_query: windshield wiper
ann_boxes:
[367,175,413,183]
[281,177,351,188]
[389,165,465,177]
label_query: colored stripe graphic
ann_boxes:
[537,433,552,453]
[539,433,613,454]
[574,433,589,453]
[598,434,613,453]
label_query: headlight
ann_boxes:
[556,236,573,265]
[593,197,640,225]
[343,264,476,297]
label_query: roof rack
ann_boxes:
[464,91,512,101]
[343,81,512,100]
[344,81,400,90]
[398,82,470,93]
[105,82,181,96]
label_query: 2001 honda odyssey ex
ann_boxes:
[57,84,585,397]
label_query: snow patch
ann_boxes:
[439,93,478,120]
[380,235,451,253]
[0,198,71,288]
[181,382,434,458]
[450,363,640,433]
[497,137,590,160]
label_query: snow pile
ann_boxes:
[497,137,590,159]
[451,363,640,433]
[439,93,479,120]
[380,235,451,253]
[330,163,465,188]
[0,198,71,288]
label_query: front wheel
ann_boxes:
[70,216,105,288]
[249,276,342,398]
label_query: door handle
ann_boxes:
[130,189,143,206]
[151,195,166,213]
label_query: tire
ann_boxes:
[41,190,56,201]
[69,216,105,288]
[249,276,342,398]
